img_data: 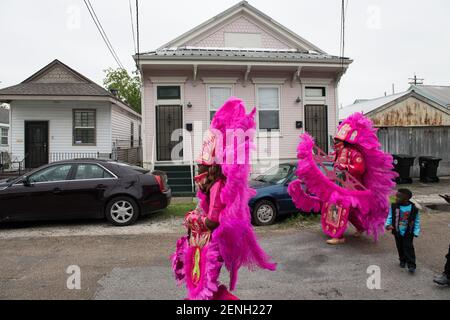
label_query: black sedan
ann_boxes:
[0,159,171,226]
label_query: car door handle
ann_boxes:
[52,188,62,194]
[96,184,107,190]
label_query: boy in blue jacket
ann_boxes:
[385,189,421,274]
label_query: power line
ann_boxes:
[85,0,124,69]
[135,0,141,70]
[409,74,424,85]
[83,0,125,69]
[128,0,137,54]
[339,0,349,70]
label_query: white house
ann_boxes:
[0,105,9,153]
[0,59,141,169]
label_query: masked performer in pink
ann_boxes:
[171,98,276,300]
[288,112,397,245]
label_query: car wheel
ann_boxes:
[106,196,139,226]
[252,200,277,226]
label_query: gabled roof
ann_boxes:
[156,1,326,54]
[409,85,450,108]
[340,92,407,120]
[340,87,450,120]
[0,59,113,98]
[0,60,140,117]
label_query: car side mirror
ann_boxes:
[22,176,33,187]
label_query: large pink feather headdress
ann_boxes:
[198,97,276,290]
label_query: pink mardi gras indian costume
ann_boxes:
[287,113,397,242]
[171,98,276,300]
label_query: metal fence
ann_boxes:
[49,152,112,162]
[112,140,143,165]
[377,126,450,177]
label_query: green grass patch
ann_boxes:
[279,212,321,229]
[163,202,197,217]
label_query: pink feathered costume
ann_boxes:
[288,113,397,240]
[171,98,276,300]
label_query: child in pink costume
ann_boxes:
[171,98,276,300]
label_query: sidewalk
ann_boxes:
[406,177,450,208]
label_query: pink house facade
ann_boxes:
[135,1,351,191]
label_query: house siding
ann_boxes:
[111,104,141,148]
[187,15,291,49]
[369,96,450,127]
[142,72,338,169]
[10,100,112,162]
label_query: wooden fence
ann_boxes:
[377,126,450,177]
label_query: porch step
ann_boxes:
[154,165,191,172]
[154,165,194,197]
[168,177,193,186]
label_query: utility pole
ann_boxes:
[408,74,424,85]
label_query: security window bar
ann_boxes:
[73,110,96,145]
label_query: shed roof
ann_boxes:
[340,85,450,121]
[409,85,450,108]
[339,92,407,120]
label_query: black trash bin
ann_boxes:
[393,154,415,184]
[419,156,442,183]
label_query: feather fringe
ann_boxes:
[289,113,397,240]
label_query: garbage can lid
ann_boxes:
[393,154,416,160]
[419,156,442,161]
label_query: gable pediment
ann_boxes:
[184,14,295,50]
[369,95,450,127]
[159,1,325,53]
[23,60,90,84]
[30,64,87,84]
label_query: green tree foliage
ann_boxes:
[103,68,141,113]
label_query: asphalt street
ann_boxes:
[1,179,449,300]
[1,211,449,300]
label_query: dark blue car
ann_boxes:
[249,162,333,226]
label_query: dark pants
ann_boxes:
[444,244,450,279]
[394,233,416,269]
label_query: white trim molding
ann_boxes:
[149,77,188,84]
[300,78,333,85]
[202,77,239,84]
[252,78,286,85]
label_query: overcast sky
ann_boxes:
[1,0,449,106]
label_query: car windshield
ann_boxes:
[254,164,292,184]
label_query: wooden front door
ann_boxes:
[156,105,183,161]
[305,105,329,154]
[25,121,49,168]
